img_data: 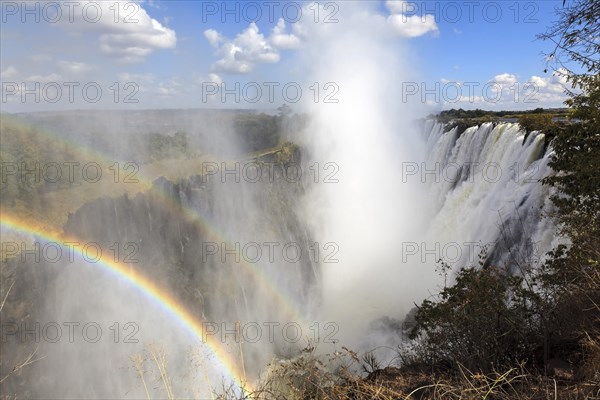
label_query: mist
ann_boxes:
[296,2,437,355]
[2,2,440,397]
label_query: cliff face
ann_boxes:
[61,153,317,320]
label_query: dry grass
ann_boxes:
[0,281,45,387]
[212,343,600,400]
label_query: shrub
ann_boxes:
[407,263,542,373]
[517,114,556,133]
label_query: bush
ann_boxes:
[0,115,85,205]
[233,113,280,153]
[407,263,542,373]
[144,131,191,161]
[517,114,556,133]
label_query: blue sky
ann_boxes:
[0,0,572,113]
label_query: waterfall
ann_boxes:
[421,120,561,270]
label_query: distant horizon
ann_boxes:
[2,106,571,117]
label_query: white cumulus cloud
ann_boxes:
[388,14,438,37]
[386,0,438,37]
[204,22,280,74]
[58,1,176,63]
[1,66,18,80]
[270,18,301,49]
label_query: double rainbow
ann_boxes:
[1,214,251,392]
[1,116,314,394]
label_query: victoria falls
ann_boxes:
[1,1,599,399]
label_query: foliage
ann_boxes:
[435,108,568,122]
[539,2,600,381]
[538,0,600,86]
[232,107,308,154]
[407,262,543,373]
[144,131,191,162]
[517,114,556,134]
[0,115,84,205]
[409,0,600,383]
[233,113,280,153]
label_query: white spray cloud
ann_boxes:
[296,1,437,353]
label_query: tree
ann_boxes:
[276,104,293,118]
[538,0,600,379]
[517,113,555,134]
[540,0,600,220]
[538,0,600,87]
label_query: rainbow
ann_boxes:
[1,115,311,329]
[0,213,251,394]
[1,116,314,386]
[155,193,313,328]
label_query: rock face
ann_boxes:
[62,161,318,320]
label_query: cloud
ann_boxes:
[208,73,222,85]
[117,72,155,88]
[270,18,301,49]
[204,29,222,47]
[23,73,63,83]
[490,73,518,85]
[98,19,176,63]
[527,69,571,103]
[385,0,438,37]
[204,22,280,74]
[116,72,183,97]
[435,70,570,110]
[145,0,164,10]
[193,73,222,87]
[1,66,18,80]
[29,54,53,63]
[202,1,437,75]
[385,0,408,14]
[388,14,438,37]
[58,1,176,63]
[58,61,96,75]
[529,70,568,93]
[156,79,181,96]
